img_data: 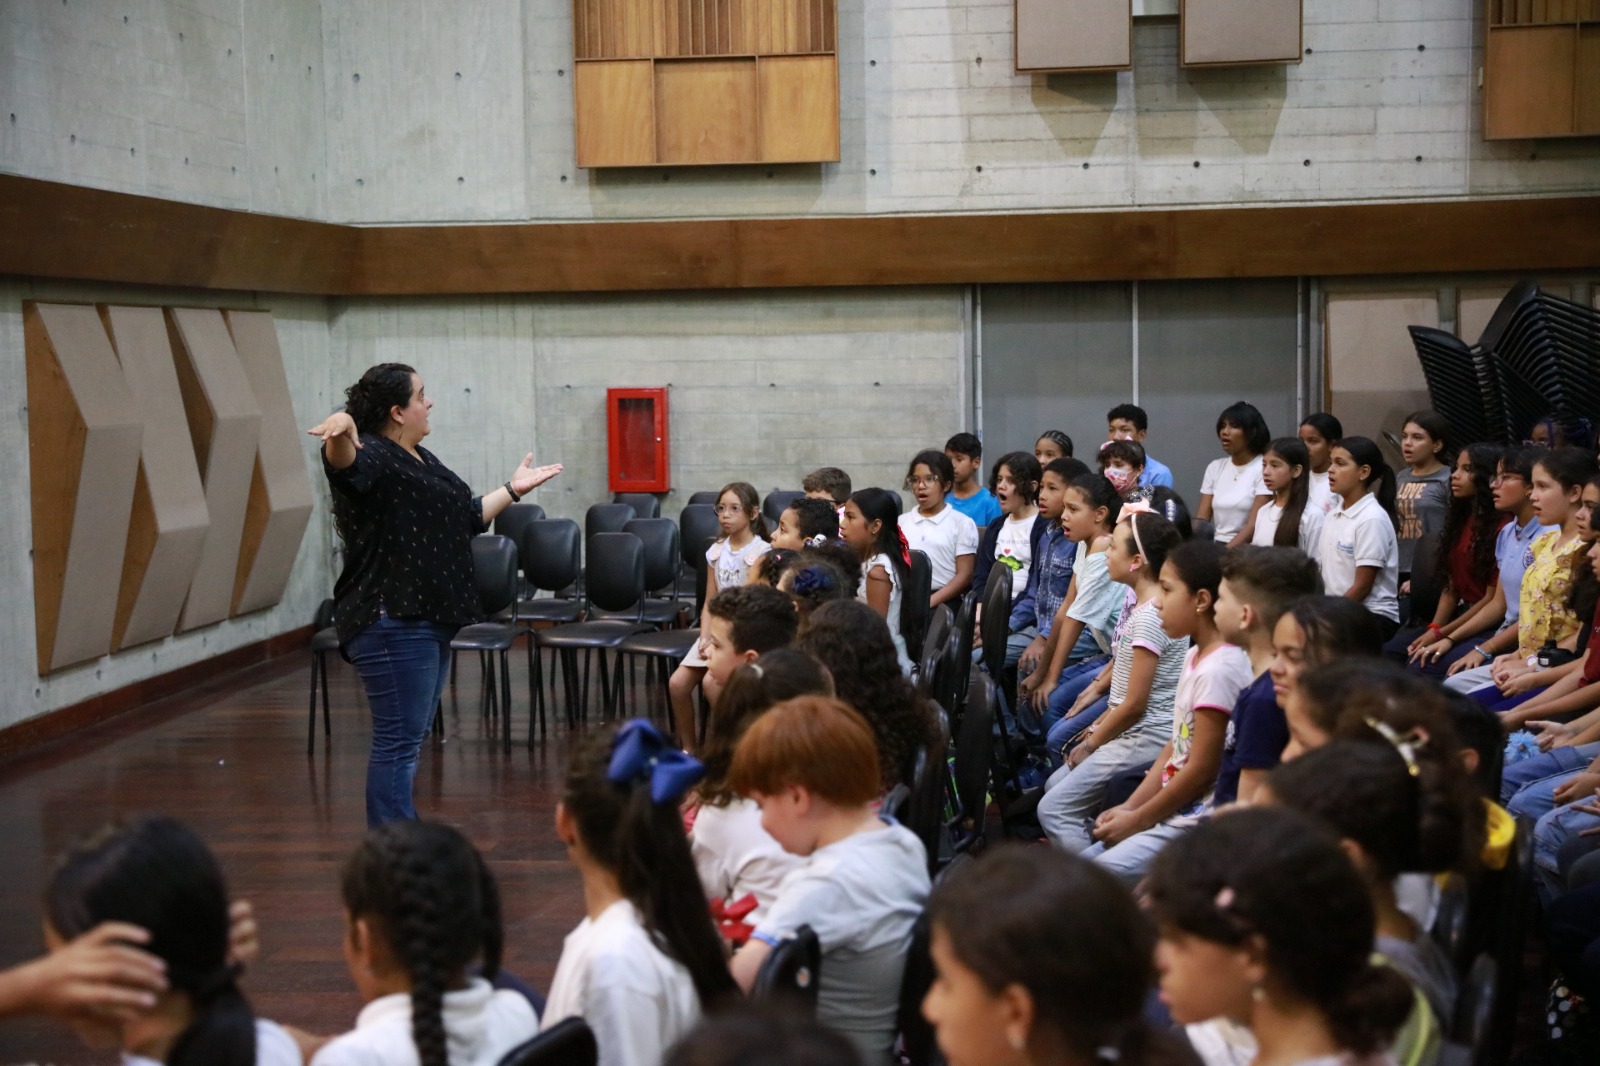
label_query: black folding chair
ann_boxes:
[948,671,996,854]
[762,489,805,527]
[450,535,522,752]
[517,520,585,741]
[915,603,953,700]
[751,924,821,1018]
[307,598,338,755]
[494,1017,597,1066]
[613,492,661,518]
[535,533,649,726]
[896,912,938,1066]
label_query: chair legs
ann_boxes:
[308,650,332,756]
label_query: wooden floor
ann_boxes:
[0,649,594,1064]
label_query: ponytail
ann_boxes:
[849,488,912,591]
[46,815,257,1066]
[564,723,738,1010]
[1337,437,1398,529]
[1067,473,1124,532]
[341,822,507,1066]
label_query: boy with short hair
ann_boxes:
[802,467,852,508]
[944,433,1002,527]
[702,585,799,689]
[1106,404,1174,490]
[1210,546,1323,806]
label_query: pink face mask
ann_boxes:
[1105,467,1138,493]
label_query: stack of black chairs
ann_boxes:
[1413,280,1600,446]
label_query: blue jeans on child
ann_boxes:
[347,612,457,827]
[1502,743,1600,809]
[1041,656,1110,767]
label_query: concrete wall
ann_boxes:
[5,1,1595,223]
[0,281,337,728]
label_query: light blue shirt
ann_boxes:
[1496,514,1553,628]
[948,487,1002,528]
[1139,454,1175,489]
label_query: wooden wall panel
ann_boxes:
[165,309,262,632]
[101,305,211,652]
[225,311,314,616]
[2,175,1599,297]
[24,304,144,674]
[1578,26,1600,135]
[758,55,840,162]
[575,61,656,167]
[656,59,759,163]
[1486,26,1577,139]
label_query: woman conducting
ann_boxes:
[309,363,562,826]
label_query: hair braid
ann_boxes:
[387,837,452,1066]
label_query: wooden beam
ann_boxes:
[3,173,1598,296]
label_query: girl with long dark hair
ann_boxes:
[1252,437,1323,554]
[841,487,914,674]
[310,364,562,826]
[1317,437,1401,639]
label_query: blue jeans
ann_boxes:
[1502,743,1600,809]
[348,613,457,827]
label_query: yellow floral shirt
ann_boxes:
[1517,530,1584,657]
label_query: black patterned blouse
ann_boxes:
[323,433,488,649]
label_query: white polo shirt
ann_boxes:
[1317,493,1400,622]
[897,503,978,589]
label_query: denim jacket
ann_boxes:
[1009,524,1075,638]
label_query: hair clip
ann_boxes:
[1214,886,1236,910]
[1363,716,1426,777]
[793,567,832,596]
[606,719,705,805]
[805,533,828,548]
[1117,508,1149,558]
[746,662,764,679]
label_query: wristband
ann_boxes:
[1474,645,1491,659]
[503,480,522,503]
[1426,623,1443,634]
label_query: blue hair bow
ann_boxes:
[606,719,705,805]
[793,566,832,596]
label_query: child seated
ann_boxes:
[970,451,1045,608]
[728,696,931,1062]
[944,432,1002,528]
[310,821,537,1066]
[900,450,980,609]
[1107,403,1174,489]
[1097,439,1147,501]
[691,650,833,936]
[803,467,852,511]
[797,599,942,791]
[1211,547,1324,806]
[700,585,800,691]
[545,721,736,1066]
[43,814,300,1066]
[841,488,914,674]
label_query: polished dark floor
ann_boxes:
[0,650,595,1064]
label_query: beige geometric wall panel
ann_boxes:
[166,307,263,632]
[1181,0,1302,67]
[225,310,313,615]
[102,305,212,652]
[1015,0,1131,73]
[24,303,144,674]
[1325,292,1438,459]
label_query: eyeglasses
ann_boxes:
[714,505,747,515]
[908,476,943,488]
[1491,473,1525,485]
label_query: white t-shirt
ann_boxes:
[1318,493,1401,622]
[691,798,805,927]
[127,1020,300,1066]
[898,503,979,590]
[1162,643,1255,819]
[857,552,913,674]
[542,900,702,1066]
[1251,498,1326,555]
[752,821,930,1063]
[707,535,770,592]
[1201,456,1271,543]
[994,512,1036,600]
[311,980,538,1066]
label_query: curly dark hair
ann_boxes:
[1434,442,1501,600]
[343,363,417,435]
[797,599,939,788]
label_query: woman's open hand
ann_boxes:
[510,453,563,496]
[307,412,360,447]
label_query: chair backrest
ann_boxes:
[978,561,1013,680]
[1429,874,1471,973]
[313,596,336,630]
[951,671,996,851]
[494,1017,598,1066]
[624,517,681,593]
[1192,518,1216,543]
[1407,528,1445,627]
[492,501,546,543]
[762,489,805,526]
[751,924,821,1016]
[471,535,519,617]
[943,593,977,718]
[896,911,938,1066]
[901,549,933,661]
[1450,953,1497,1065]
[916,603,953,699]
[520,519,582,594]
[613,492,661,518]
[585,502,636,541]
[686,490,720,506]
[585,532,646,617]
[905,712,951,874]
[678,505,720,570]
[884,489,904,514]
